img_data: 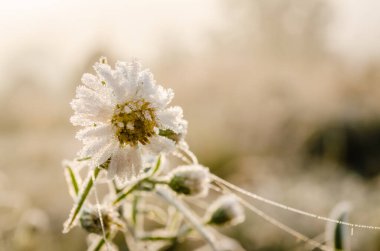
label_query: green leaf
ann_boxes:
[151,155,162,176]
[64,165,81,199]
[63,167,101,233]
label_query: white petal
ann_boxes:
[70,114,94,126]
[115,61,129,80]
[145,135,175,154]
[90,141,118,168]
[75,85,105,102]
[145,85,174,109]
[157,106,187,134]
[138,70,155,96]
[108,148,127,180]
[128,146,143,178]
[76,124,113,141]
[81,73,114,101]
[108,146,144,185]
[70,98,111,117]
[93,62,125,102]
[81,73,103,91]
[70,108,112,125]
[79,137,110,159]
[119,60,141,100]
[127,59,141,86]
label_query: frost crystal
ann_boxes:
[71,58,187,183]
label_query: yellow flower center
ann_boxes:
[111,100,157,146]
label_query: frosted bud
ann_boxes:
[79,205,117,235]
[206,195,245,226]
[167,164,210,197]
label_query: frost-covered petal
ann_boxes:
[71,98,113,120]
[76,124,112,139]
[138,70,155,96]
[115,61,138,100]
[71,85,113,120]
[127,59,141,87]
[70,109,112,126]
[90,141,118,168]
[81,73,103,91]
[126,146,143,179]
[115,61,129,80]
[144,85,174,109]
[70,114,96,126]
[157,106,187,134]
[108,146,143,184]
[73,86,109,110]
[108,148,128,181]
[79,137,111,159]
[145,135,175,154]
[93,62,125,102]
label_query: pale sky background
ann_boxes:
[0,0,379,91]
[0,0,222,91]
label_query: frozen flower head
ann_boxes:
[206,195,245,226]
[167,164,210,197]
[71,58,187,183]
[79,205,119,235]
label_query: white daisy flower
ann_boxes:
[71,58,187,184]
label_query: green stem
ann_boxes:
[156,187,218,251]
[63,164,81,200]
[132,195,139,226]
[112,180,123,194]
[63,167,101,233]
[112,178,165,206]
[112,181,141,206]
[91,232,111,251]
[151,155,162,175]
[140,235,176,241]
[66,166,80,195]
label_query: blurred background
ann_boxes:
[1,0,380,250]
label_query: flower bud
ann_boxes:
[206,195,245,226]
[79,205,116,235]
[167,165,210,197]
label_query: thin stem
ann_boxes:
[156,187,218,251]
[112,180,123,194]
[112,177,166,206]
[210,184,331,251]
[92,171,110,251]
[112,181,141,206]
[91,232,111,251]
[132,195,139,226]
[66,166,80,195]
[179,147,198,164]
[63,165,82,200]
[240,198,332,251]
[140,235,176,241]
[63,167,101,233]
[212,174,380,231]
[151,155,162,175]
[171,151,192,164]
